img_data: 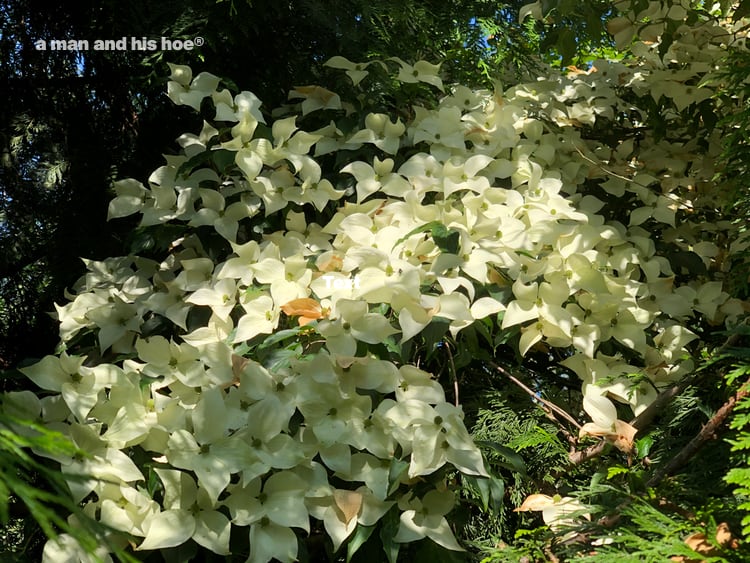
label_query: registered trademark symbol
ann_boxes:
[194,36,204,47]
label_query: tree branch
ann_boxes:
[489,360,582,432]
[444,341,459,407]
[595,376,750,528]
[569,380,690,465]
[646,376,750,488]
[569,327,746,465]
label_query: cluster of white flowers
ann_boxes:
[14,345,483,560]
[4,1,750,559]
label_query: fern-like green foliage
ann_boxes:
[565,500,731,562]
[461,368,574,553]
[724,360,750,538]
[0,394,138,562]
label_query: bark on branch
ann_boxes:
[569,379,690,465]
[647,376,750,488]
[569,327,745,465]
[488,361,581,447]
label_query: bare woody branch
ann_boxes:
[647,376,750,488]
[489,360,582,431]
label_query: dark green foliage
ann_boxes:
[716,36,750,546]
[717,49,750,303]
[725,360,750,537]
[0,0,194,369]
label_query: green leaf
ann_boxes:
[210,148,238,174]
[258,327,305,350]
[391,221,443,250]
[176,148,237,178]
[126,224,187,255]
[391,221,460,255]
[347,524,376,562]
[263,345,302,372]
[431,223,460,255]
[476,441,527,476]
[422,318,451,363]
[556,28,577,67]
[380,507,401,563]
[466,474,504,514]
[635,434,654,459]
[128,229,155,253]
[147,465,163,497]
[494,322,520,347]
[474,318,495,350]
[177,149,215,178]
[607,466,629,479]
[388,458,409,496]
[464,475,490,511]
[488,475,505,514]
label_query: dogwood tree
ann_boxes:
[3,0,750,560]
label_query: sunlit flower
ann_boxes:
[390,58,444,91]
[347,113,406,155]
[394,490,462,550]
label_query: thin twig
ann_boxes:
[569,438,608,465]
[444,341,459,407]
[572,143,633,183]
[489,361,582,429]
